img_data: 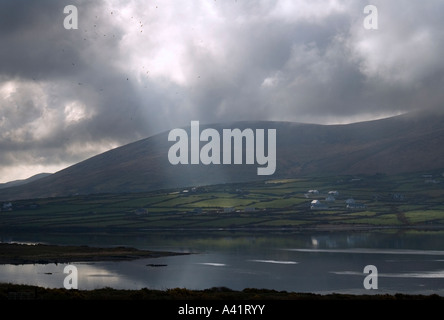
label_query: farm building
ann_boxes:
[392,193,405,201]
[134,208,148,215]
[1,203,12,211]
[346,203,366,210]
[310,200,328,210]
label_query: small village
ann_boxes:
[305,190,366,211]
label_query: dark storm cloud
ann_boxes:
[1,0,444,181]
[184,0,444,123]
[0,3,156,143]
[179,9,371,125]
[0,1,100,79]
[0,0,163,180]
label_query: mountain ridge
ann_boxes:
[0,173,52,190]
[1,111,444,201]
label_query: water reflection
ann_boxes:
[332,270,444,278]
[0,262,123,289]
[249,260,298,264]
[1,231,444,295]
[284,248,444,255]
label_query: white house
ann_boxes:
[328,191,339,196]
[308,189,319,194]
[310,200,328,210]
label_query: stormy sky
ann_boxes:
[1,0,443,182]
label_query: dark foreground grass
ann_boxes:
[1,283,443,300]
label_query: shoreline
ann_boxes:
[0,243,189,265]
[3,224,444,235]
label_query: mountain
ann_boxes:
[1,111,444,200]
[0,173,52,190]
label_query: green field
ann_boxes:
[1,171,443,231]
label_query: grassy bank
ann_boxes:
[1,283,443,300]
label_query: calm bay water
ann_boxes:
[2,230,444,295]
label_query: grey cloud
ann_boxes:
[1,0,444,181]
[188,0,444,122]
[180,7,359,122]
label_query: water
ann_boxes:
[2,230,444,295]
